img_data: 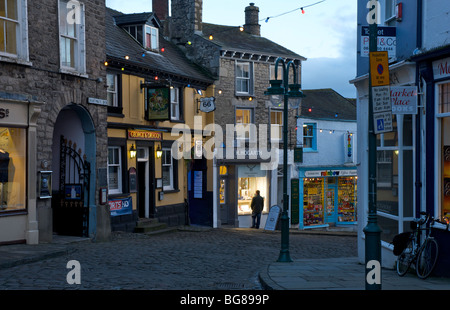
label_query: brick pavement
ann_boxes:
[0,228,357,290]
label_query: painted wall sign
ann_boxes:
[128,130,162,140]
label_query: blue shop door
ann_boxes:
[187,157,213,226]
[325,178,338,224]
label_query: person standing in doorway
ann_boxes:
[251,190,264,229]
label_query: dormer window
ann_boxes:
[122,24,158,51]
[145,25,158,50]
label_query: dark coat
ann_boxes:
[251,194,264,215]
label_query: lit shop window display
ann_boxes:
[0,127,26,212]
[303,178,324,226]
[237,166,268,215]
[337,177,357,223]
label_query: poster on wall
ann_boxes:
[109,196,133,217]
[145,85,171,120]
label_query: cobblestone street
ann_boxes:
[0,228,357,290]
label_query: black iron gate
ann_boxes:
[53,135,91,237]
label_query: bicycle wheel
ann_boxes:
[416,238,439,279]
[397,239,414,276]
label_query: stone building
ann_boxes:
[154,0,306,228]
[0,0,110,244]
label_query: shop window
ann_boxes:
[58,0,86,74]
[439,83,450,222]
[237,166,267,215]
[107,146,122,194]
[0,127,26,212]
[303,123,316,151]
[338,177,357,222]
[219,179,226,204]
[303,178,324,226]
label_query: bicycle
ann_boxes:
[394,212,439,279]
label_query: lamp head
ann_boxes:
[265,79,284,107]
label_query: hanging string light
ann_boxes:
[260,0,325,23]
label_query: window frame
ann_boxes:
[303,123,317,151]
[161,147,174,191]
[107,146,123,195]
[0,0,29,64]
[235,108,253,142]
[235,61,253,95]
[270,109,283,142]
[170,87,181,121]
[58,0,86,75]
[145,24,158,51]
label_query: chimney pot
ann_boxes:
[244,2,260,36]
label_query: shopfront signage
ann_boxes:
[390,86,418,114]
[128,130,162,140]
[344,133,354,164]
[305,170,357,178]
[433,57,450,80]
[361,26,396,59]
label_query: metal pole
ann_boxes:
[277,62,292,262]
[364,19,382,290]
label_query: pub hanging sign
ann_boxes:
[144,84,171,121]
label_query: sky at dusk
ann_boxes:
[106,0,358,98]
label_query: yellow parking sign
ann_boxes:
[370,51,389,86]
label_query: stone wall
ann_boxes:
[0,0,109,242]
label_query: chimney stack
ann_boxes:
[244,3,260,36]
[153,0,169,21]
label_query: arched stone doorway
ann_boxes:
[51,104,96,237]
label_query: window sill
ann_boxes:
[303,149,317,153]
[0,55,32,67]
[59,68,88,79]
[162,189,180,194]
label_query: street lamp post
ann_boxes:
[265,57,304,262]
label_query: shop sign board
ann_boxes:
[390,86,418,114]
[433,56,450,79]
[264,205,281,231]
[128,130,162,140]
[361,26,396,58]
[305,170,357,178]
